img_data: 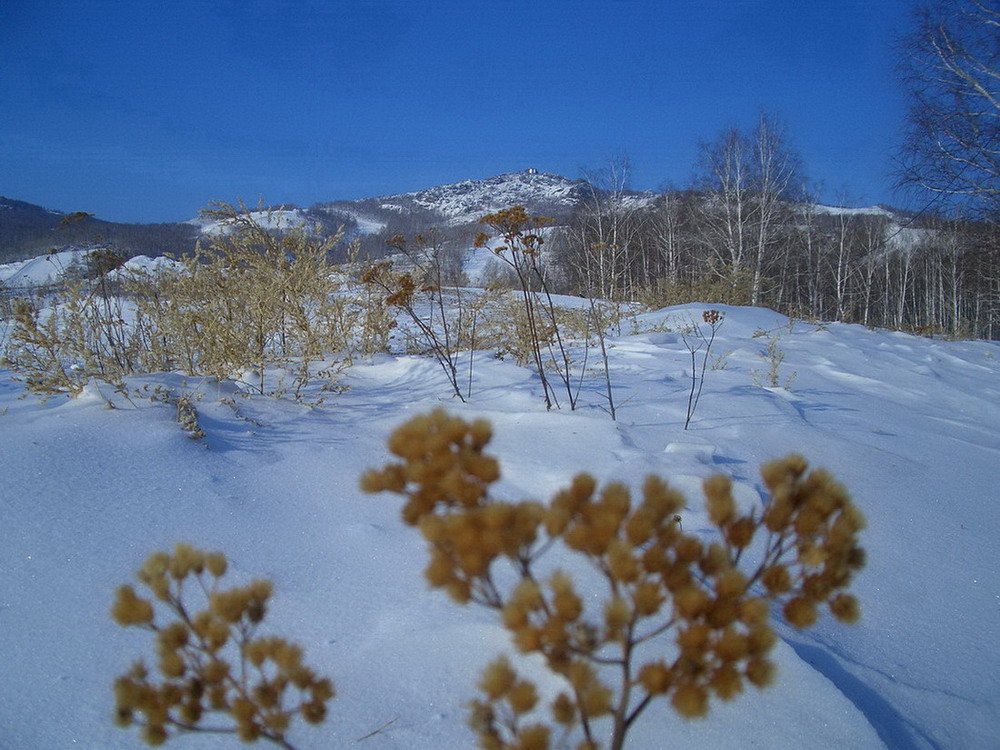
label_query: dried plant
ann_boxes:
[3,201,377,406]
[472,291,555,368]
[111,544,333,748]
[2,297,84,398]
[138,201,347,394]
[336,246,399,359]
[477,207,581,411]
[682,310,725,430]
[359,230,468,401]
[752,332,797,390]
[587,299,619,421]
[639,267,755,310]
[2,274,146,399]
[362,409,865,750]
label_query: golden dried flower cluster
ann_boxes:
[363,410,866,750]
[360,261,418,309]
[758,456,866,627]
[475,207,550,260]
[469,656,552,750]
[361,409,499,520]
[111,544,332,748]
[477,206,553,248]
[702,309,722,326]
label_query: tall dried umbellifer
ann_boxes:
[682,309,725,429]
[360,230,468,401]
[477,207,584,411]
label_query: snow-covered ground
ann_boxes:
[194,209,309,237]
[110,254,183,280]
[2,303,998,749]
[0,252,180,289]
[0,249,89,287]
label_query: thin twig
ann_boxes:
[355,717,398,742]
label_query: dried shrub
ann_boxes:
[682,309,726,429]
[2,297,86,397]
[475,291,557,367]
[477,207,576,410]
[127,201,349,395]
[751,332,797,390]
[2,279,144,399]
[359,230,467,400]
[640,266,755,309]
[2,201,386,406]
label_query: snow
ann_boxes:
[2,303,999,749]
[113,254,183,278]
[349,214,387,235]
[809,204,896,218]
[0,252,182,289]
[803,203,934,255]
[0,249,89,287]
[885,225,935,254]
[196,209,308,237]
[381,172,585,226]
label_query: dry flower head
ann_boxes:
[111,543,333,747]
[363,410,866,749]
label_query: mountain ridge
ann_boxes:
[1,172,912,265]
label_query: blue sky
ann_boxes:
[2,0,912,223]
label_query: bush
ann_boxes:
[359,230,469,401]
[130,201,349,395]
[2,201,387,404]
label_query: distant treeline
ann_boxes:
[0,199,199,264]
[545,188,999,341]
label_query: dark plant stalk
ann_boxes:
[684,311,723,429]
[590,298,616,421]
[467,307,477,401]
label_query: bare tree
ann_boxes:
[563,157,649,299]
[648,190,698,290]
[693,113,805,305]
[750,114,805,305]
[854,214,892,328]
[695,127,752,286]
[896,0,1000,218]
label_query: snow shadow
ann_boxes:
[785,638,941,750]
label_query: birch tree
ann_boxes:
[896,0,1000,219]
[694,113,805,305]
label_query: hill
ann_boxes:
[3,173,923,268]
[0,196,199,265]
[314,170,592,233]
